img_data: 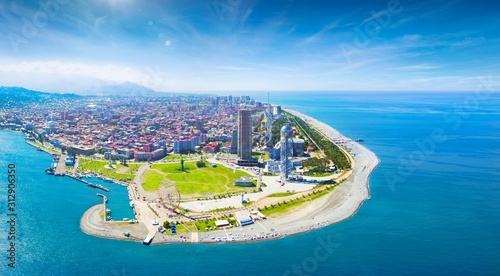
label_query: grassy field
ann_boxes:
[260,185,336,217]
[161,154,188,161]
[142,161,255,199]
[178,221,197,233]
[30,140,59,154]
[195,215,237,232]
[304,172,336,177]
[268,192,297,198]
[78,158,141,182]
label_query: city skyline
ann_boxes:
[0,0,499,93]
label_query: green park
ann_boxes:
[77,158,141,182]
[141,161,256,199]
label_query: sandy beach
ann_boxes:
[80,108,379,244]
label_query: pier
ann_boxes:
[96,193,108,203]
[67,174,110,192]
[54,153,67,175]
[97,193,108,222]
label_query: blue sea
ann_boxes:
[1,92,499,275]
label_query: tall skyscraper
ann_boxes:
[237,109,252,160]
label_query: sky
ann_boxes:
[0,0,499,93]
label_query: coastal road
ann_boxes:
[133,164,158,201]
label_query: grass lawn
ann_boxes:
[195,215,237,232]
[161,154,186,161]
[143,161,254,199]
[304,172,336,177]
[32,140,59,154]
[268,192,297,198]
[181,221,198,233]
[195,219,218,232]
[141,169,165,191]
[260,185,336,217]
[78,158,140,182]
[154,162,197,174]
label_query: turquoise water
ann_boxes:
[84,177,135,221]
[1,92,499,275]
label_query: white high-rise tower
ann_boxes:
[280,125,294,182]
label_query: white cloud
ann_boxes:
[211,66,253,71]
[393,64,441,70]
[301,22,338,45]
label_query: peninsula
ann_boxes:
[0,88,379,244]
[79,109,378,244]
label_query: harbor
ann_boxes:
[32,142,136,222]
[66,174,110,192]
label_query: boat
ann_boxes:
[129,201,134,208]
[356,138,365,142]
[37,147,43,151]
[45,168,54,175]
[123,218,129,221]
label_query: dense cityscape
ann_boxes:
[1,90,270,161]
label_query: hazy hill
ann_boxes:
[0,86,81,107]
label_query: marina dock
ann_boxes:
[67,174,110,192]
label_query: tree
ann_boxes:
[196,161,206,168]
[67,148,77,157]
[180,158,185,171]
[163,221,171,229]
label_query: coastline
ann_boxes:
[79,108,380,244]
